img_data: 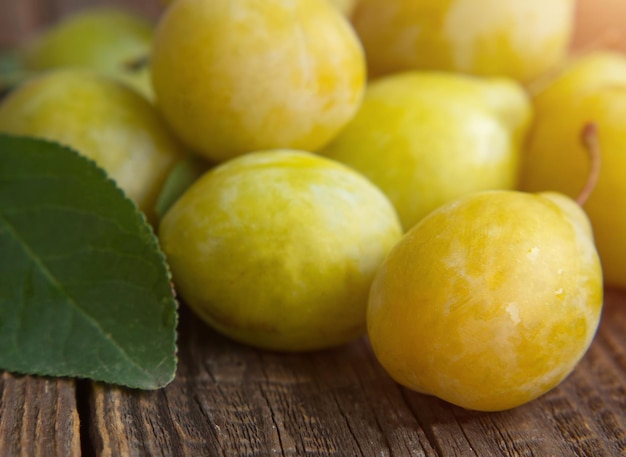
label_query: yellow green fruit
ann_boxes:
[329,0,358,15]
[162,0,357,16]
[522,51,626,288]
[21,7,155,100]
[159,150,403,351]
[319,71,531,231]
[352,0,575,82]
[0,69,185,222]
[151,0,366,162]
[367,190,603,411]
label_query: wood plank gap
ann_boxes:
[75,380,96,457]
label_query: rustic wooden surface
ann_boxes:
[0,290,624,456]
[84,290,622,457]
[0,374,80,456]
[1,1,626,456]
[87,291,626,456]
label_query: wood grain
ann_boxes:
[0,373,80,457]
[85,292,626,457]
[0,3,625,455]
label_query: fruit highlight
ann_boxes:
[159,150,403,352]
[367,190,603,411]
[151,0,366,162]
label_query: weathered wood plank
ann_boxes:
[87,306,438,456]
[87,292,626,456]
[0,0,50,48]
[0,373,80,457]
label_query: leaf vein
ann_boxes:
[0,210,156,381]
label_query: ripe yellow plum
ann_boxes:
[329,0,358,16]
[522,52,626,289]
[151,0,366,162]
[161,0,357,16]
[367,190,603,411]
[0,69,185,222]
[352,0,576,82]
[319,71,531,231]
[159,150,403,351]
[21,7,155,100]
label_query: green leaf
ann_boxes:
[0,134,177,389]
[154,155,210,221]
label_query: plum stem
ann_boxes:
[577,123,601,206]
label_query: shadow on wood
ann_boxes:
[82,293,626,456]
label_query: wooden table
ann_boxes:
[1,1,625,455]
[0,288,624,456]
